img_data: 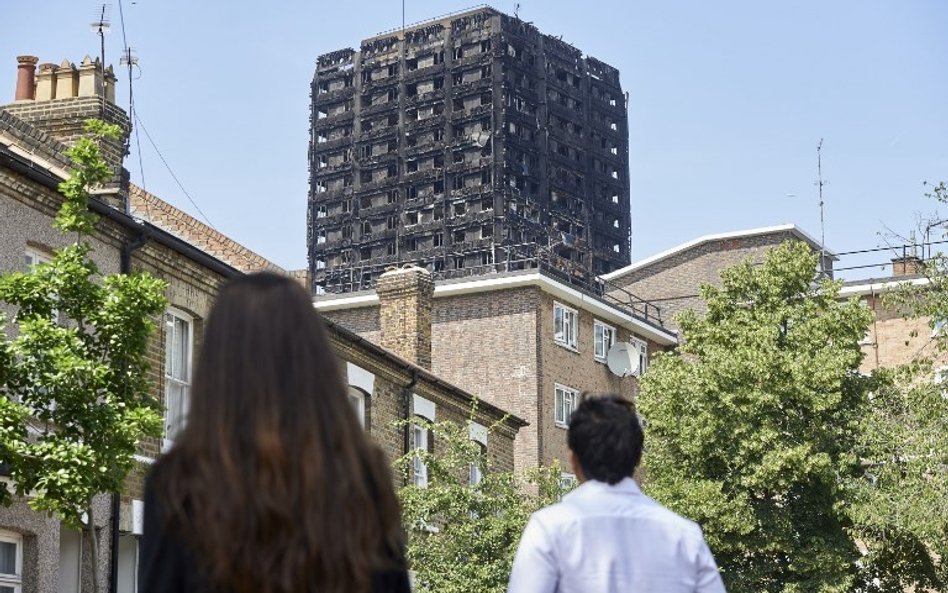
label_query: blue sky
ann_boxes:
[3,1,946,277]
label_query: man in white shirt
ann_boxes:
[508,394,726,593]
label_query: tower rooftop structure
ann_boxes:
[308,6,630,293]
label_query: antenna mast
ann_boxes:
[816,138,827,276]
[91,4,112,118]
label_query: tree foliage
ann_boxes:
[395,414,570,593]
[852,179,948,591]
[0,119,166,528]
[638,241,872,593]
[847,364,948,591]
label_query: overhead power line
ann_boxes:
[133,112,216,229]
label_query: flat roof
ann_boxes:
[314,268,678,346]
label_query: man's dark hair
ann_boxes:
[567,393,644,485]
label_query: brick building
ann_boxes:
[309,6,631,293]
[601,224,832,331]
[839,257,948,374]
[602,224,946,375]
[1,55,520,593]
[316,267,676,475]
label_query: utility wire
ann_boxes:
[116,0,147,220]
[133,112,216,229]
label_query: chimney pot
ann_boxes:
[15,55,38,101]
[35,63,58,101]
[54,60,78,99]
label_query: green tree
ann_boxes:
[638,241,872,593]
[847,364,948,591]
[849,179,948,591]
[0,120,166,591]
[395,415,569,593]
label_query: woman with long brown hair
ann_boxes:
[139,272,409,593]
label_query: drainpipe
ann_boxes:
[403,370,419,458]
[111,229,148,593]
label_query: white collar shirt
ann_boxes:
[507,477,726,593]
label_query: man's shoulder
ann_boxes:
[532,481,704,538]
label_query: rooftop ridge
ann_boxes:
[128,184,285,275]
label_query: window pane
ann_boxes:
[164,314,175,374]
[0,542,15,575]
[166,383,188,442]
[555,388,565,424]
[173,318,188,381]
[0,585,14,593]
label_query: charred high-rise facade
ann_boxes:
[309,7,631,293]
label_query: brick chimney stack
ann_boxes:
[4,55,131,210]
[376,265,435,369]
[14,56,38,101]
[892,256,924,277]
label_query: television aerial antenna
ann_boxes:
[91,4,112,66]
[815,138,829,276]
[606,342,640,377]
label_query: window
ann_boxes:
[23,245,51,270]
[933,317,948,337]
[593,320,616,361]
[412,422,430,487]
[348,387,366,428]
[59,527,82,593]
[23,246,59,322]
[163,310,192,450]
[553,302,578,349]
[0,531,22,593]
[554,384,578,427]
[469,423,487,486]
[116,534,138,593]
[631,337,648,376]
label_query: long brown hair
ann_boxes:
[151,272,404,593]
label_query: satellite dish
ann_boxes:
[606,342,640,377]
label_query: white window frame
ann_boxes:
[631,337,649,377]
[593,320,616,361]
[0,530,23,593]
[553,302,578,350]
[23,245,51,270]
[163,309,193,451]
[554,383,579,428]
[412,421,430,487]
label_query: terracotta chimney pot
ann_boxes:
[15,55,39,101]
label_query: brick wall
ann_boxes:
[323,284,666,474]
[857,292,948,373]
[607,231,805,330]
[331,329,520,485]
[535,291,645,469]
[431,287,542,473]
